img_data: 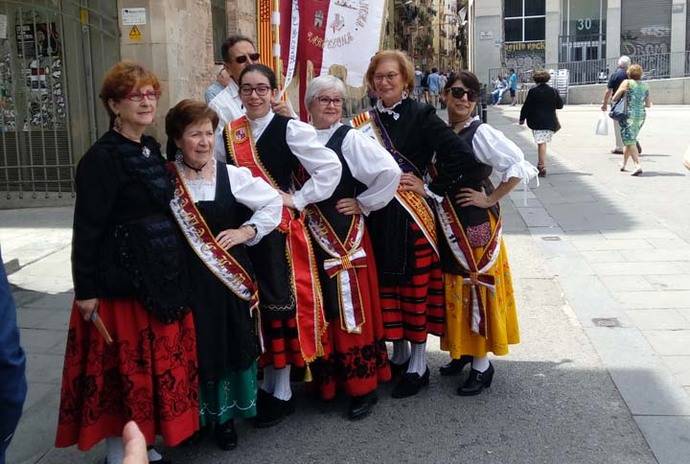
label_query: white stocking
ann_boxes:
[105,437,124,464]
[472,355,490,373]
[261,365,276,394]
[273,366,292,401]
[391,340,410,365]
[406,342,427,376]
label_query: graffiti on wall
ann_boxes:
[621,25,671,56]
[502,41,546,81]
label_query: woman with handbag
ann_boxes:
[611,64,651,176]
[519,69,564,177]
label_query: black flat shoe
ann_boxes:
[214,420,237,451]
[391,368,430,399]
[389,359,410,377]
[439,355,473,376]
[348,392,378,420]
[457,363,494,396]
[255,390,295,428]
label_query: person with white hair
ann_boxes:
[601,55,641,155]
[304,74,401,420]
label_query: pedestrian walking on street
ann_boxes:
[428,68,441,108]
[165,100,282,450]
[438,70,537,395]
[612,64,651,176]
[519,69,564,177]
[601,56,632,155]
[508,68,518,106]
[0,249,27,464]
[55,61,201,464]
[355,50,475,399]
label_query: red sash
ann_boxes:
[225,116,326,362]
[436,196,502,338]
[351,111,439,256]
[299,194,368,334]
[167,162,259,312]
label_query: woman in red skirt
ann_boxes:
[304,75,400,419]
[352,51,475,398]
[55,61,199,464]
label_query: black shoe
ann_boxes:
[348,392,378,420]
[391,368,430,398]
[439,355,473,376]
[214,420,237,451]
[457,363,494,396]
[389,359,410,377]
[255,390,295,428]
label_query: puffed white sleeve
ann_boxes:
[286,119,342,211]
[341,129,401,215]
[226,165,282,246]
[472,124,538,183]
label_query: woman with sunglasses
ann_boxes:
[437,71,537,395]
[222,64,341,428]
[55,61,199,464]
[353,50,475,399]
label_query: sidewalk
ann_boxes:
[2,106,681,462]
[488,104,690,464]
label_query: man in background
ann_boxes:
[509,68,518,106]
[428,67,440,108]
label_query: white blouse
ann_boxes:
[249,111,342,211]
[178,161,282,246]
[210,79,244,162]
[464,116,538,183]
[314,122,401,215]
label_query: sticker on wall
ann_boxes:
[128,25,142,42]
[122,8,147,26]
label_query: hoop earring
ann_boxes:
[402,90,409,99]
[113,113,122,131]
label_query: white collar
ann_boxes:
[247,109,275,125]
[314,121,343,134]
[376,97,405,120]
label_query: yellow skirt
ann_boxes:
[440,239,519,358]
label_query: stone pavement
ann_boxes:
[2,104,688,463]
[489,103,690,464]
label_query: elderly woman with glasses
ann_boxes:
[437,71,537,396]
[352,50,475,399]
[55,61,199,464]
[304,75,400,420]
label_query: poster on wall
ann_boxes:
[15,22,60,59]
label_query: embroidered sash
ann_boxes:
[351,110,439,256]
[167,162,259,313]
[225,116,326,362]
[436,196,503,338]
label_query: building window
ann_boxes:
[504,0,546,43]
[211,0,227,63]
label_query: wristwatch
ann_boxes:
[243,223,258,236]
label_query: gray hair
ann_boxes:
[618,55,631,68]
[304,75,347,110]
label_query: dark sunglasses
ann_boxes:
[448,87,478,101]
[234,52,261,64]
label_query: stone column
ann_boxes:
[606,0,621,60]
[670,0,687,77]
[117,0,216,144]
[470,0,502,84]
[545,0,560,65]
[227,0,257,40]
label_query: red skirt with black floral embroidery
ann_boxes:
[55,298,199,451]
[311,231,391,399]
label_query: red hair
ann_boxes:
[99,61,161,127]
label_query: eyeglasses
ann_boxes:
[316,96,344,107]
[233,52,261,64]
[373,72,400,83]
[125,90,161,102]
[239,85,272,96]
[448,87,478,102]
